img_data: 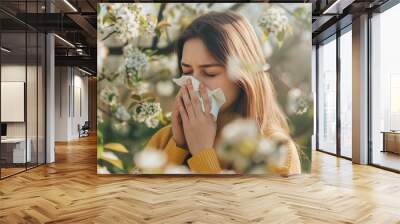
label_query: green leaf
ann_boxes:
[131,94,142,102]
[97,145,104,159]
[101,158,123,169]
[103,13,115,25]
[293,7,305,18]
[277,31,285,43]
[104,143,129,153]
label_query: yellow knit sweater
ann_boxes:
[145,125,301,176]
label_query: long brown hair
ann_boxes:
[176,11,290,137]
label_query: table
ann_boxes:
[381,131,400,154]
[1,138,32,163]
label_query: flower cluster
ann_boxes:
[258,6,289,35]
[119,43,149,82]
[99,86,118,107]
[183,3,209,15]
[216,119,287,174]
[97,40,108,72]
[131,102,162,128]
[115,106,130,121]
[164,3,209,30]
[134,148,191,174]
[156,80,175,97]
[286,88,310,115]
[226,56,270,81]
[104,3,156,43]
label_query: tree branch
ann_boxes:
[151,3,167,49]
[108,3,248,56]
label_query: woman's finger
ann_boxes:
[200,83,211,114]
[174,88,183,108]
[181,85,196,119]
[178,103,188,123]
[176,96,184,122]
[187,81,202,117]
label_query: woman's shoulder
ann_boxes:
[155,124,173,137]
[146,125,173,149]
[263,128,301,176]
[263,128,292,143]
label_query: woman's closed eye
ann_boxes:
[181,72,218,77]
[204,73,219,77]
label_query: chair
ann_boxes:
[78,121,90,138]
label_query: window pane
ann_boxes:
[1,30,28,177]
[340,29,352,158]
[318,37,337,154]
[371,3,400,171]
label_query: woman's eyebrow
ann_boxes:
[181,62,223,68]
[200,63,224,68]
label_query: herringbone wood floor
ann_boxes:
[0,135,400,224]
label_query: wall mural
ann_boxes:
[97,3,313,175]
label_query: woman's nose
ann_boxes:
[193,72,203,82]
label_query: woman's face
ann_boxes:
[181,38,241,112]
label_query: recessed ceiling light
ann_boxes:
[63,0,78,12]
[78,67,93,76]
[323,0,344,15]
[1,47,11,53]
[54,34,75,48]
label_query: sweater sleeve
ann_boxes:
[266,132,302,177]
[145,125,189,165]
[187,148,222,174]
[164,137,189,165]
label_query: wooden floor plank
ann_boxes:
[0,135,399,223]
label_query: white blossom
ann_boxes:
[156,80,175,97]
[133,82,151,95]
[97,40,108,71]
[105,4,156,43]
[164,165,191,174]
[257,138,277,156]
[100,86,118,106]
[226,56,269,81]
[287,88,309,115]
[134,148,167,173]
[97,166,110,174]
[115,106,130,121]
[221,119,259,143]
[111,121,129,134]
[102,151,119,161]
[119,44,148,78]
[185,3,209,15]
[131,102,162,128]
[258,7,289,35]
[97,109,104,124]
[145,118,160,129]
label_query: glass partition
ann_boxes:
[1,28,28,178]
[370,3,400,171]
[0,0,46,179]
[339,27,352,158]
[317,35,337,155]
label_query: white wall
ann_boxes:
[54,67,89,141]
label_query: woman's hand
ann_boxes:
[171,88,187,148]
[179,79,217,155]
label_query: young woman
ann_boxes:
[146,11,301,175]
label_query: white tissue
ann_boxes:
[172,75,226,121]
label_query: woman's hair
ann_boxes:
[175,11,290,137]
